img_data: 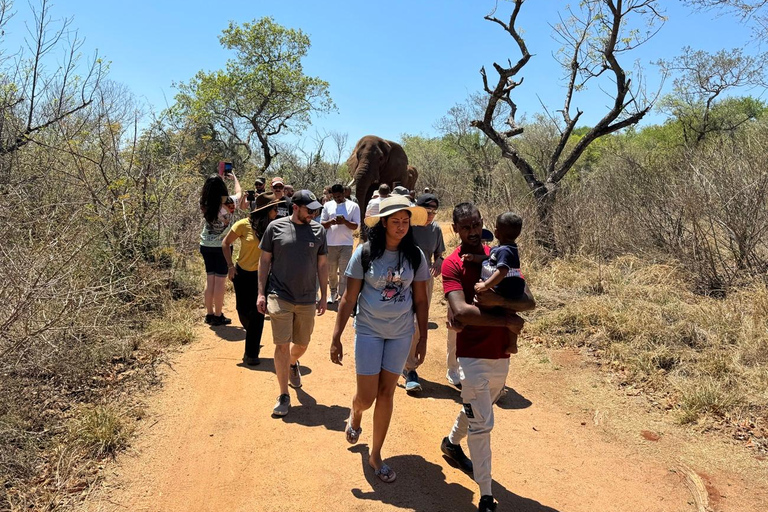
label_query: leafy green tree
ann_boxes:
[174,17,335,176]
[657,47,766,143]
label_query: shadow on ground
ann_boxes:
[279,388,348,432]
[404,379,532,410]
[348,444,560,512]
[209,324,245,342]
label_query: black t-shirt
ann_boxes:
[275,197,292,219]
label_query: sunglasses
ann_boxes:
[272,185,284,190]
[305,207,320,215]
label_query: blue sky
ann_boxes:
[3,0,759,150]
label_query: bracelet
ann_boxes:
[227,264,235,269]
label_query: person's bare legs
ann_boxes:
[506,331,519,355]
[213,275,227,316]
[275,342,308,395]
[204,274,215,314]
[274,344,292,395]
[351,374,379,431]
[290,343,308,366]
[369,370,400,471]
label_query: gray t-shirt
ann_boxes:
[345,245,430,339]
[260,216,327,304]
[412,221,445,265]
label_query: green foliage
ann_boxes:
[174,17,335,176]
[658,93,768,143]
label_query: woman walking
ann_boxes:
[330,195,431,483]
[222,192,283,365]
[200,172,242,326]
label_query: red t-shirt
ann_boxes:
[442,245,509,359]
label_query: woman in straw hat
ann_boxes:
[222,192,283,366]
[330,195,431,483]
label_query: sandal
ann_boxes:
[374,463,397,483]
[345,416,362,444]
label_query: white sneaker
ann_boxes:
[446,370,461,388]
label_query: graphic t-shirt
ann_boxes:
[442,245,509,359]
[346,246,430,339]
[480,244,525,298]
[259,216,327,304]
[274,197,292,219]
[200,195,237,247]
[230,218,262,272]
[320,199,361,246]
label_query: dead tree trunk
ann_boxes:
[472,0,664,256]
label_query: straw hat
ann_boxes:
[364,195,428,228]
[250,191,284,213]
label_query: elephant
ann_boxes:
[346,135,411,216]
[405,165,419,191]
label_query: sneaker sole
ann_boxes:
[288,382,302,389]
[272,409,289,417]
[405,383,422,392]
[441,452,473,474]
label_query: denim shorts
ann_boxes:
[354,333,412,376]
[200,245,228,276]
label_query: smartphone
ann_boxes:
[336,214,344,222]
[246,190,256,202]
[218,161,233,176]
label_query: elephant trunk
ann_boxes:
[353,160,379,216]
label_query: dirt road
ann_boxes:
[82,294,768,512]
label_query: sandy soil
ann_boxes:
[80,274,768,511]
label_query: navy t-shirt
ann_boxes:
[480,244,525,298]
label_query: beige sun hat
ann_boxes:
[364,195,428,228]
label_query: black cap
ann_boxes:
[255,176,266,185]
[291,190,323,209]
[416,193,438,207]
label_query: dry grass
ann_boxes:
[524,254,768,434]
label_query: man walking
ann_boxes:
[320,184,360,304]
[440,202,535,512]
[257,190,328,417]
[402,193,445,392]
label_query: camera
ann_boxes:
[246,190,256,202]
[218,161,233,176]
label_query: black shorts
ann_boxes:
[200,245,228,276]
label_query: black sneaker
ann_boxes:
[212,314,232,326]
[243,354,260,366]
[204,314,215,325]
[441,436,473,473]
[478,495,497,512]
[403,370,422,392]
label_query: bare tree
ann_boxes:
[471,0,665,255]
[0,0,103,157]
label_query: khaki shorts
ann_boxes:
[267,294,316,346]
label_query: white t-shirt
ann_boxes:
[365,196,384,218]
[320,199,360,246]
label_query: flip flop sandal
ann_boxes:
[345,416,362,445]
[374,463,397,483]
